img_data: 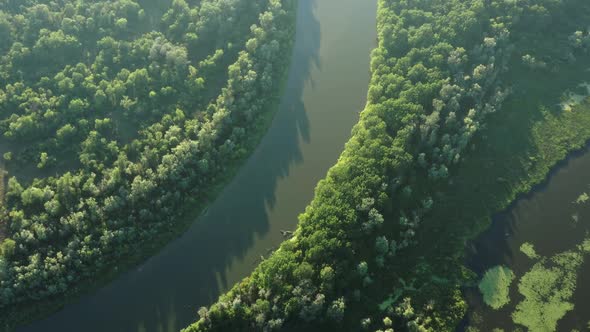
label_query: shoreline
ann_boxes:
[0,2,298,330]
[456,139,590,331]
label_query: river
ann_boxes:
[17,0,377,331]
[463,143,590,331]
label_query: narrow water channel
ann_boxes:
[464,144,590,331]
[17,0,377,331]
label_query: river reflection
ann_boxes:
[18,0,377,331]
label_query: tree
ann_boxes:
[0,239,16,258]
[375,236,389,255]
[320,266,335,291]
[33,30,81,67]
[327,297,346,321]
[358,261,368,277]
[0,12,13,52]
[68,98,87,114]
[0,0,297,317]
[37,152,49,169]
[21,186,51,207]
[115,18,128,31]
[5,177,23,203]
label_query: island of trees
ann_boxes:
[0,0,295,328]
[185,0,590,331]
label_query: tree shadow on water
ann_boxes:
[17,1,321,332]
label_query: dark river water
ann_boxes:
[17,0,377,331]
[464,143,590,331]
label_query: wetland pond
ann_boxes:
[464,140,590,331]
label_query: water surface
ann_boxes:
[18,0,377,331]
[464,144,590,331]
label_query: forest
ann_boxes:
[3,0,590,331]
[0,0,295,327]
[184,0,590,331]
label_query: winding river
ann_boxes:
[17,0,377,331]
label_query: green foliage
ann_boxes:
[37,152,50,169]
[478,266,515,310]
[512,247,585,331]
[361,317,372,330]
[184,0,590,331]
[358,261,369,277]
[575,192,589,204]
[383,316,392,327]
[375,236,389,255]
[0,238,15,259]
[0,0,296,324]
[520,242,539,260]
[327,297,346,322]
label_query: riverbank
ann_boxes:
[401,52,590,331]
[460,135,590,331]
[15,0,378,330]
[0,2,298,330]
[181,1,590,331]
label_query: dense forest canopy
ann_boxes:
[3,0,590,330]
[0,0,295,327]
[184,0,590,331]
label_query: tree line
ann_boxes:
[0,0,296,326]
[183,0,590,331]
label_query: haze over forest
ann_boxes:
[1,0,590,331]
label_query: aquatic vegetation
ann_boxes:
[560,83,590,112]
[560,93,588,112]
[574,192,589,204]
[479,266,515,310]
[512,247,585,331]
[520,242,539,259]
